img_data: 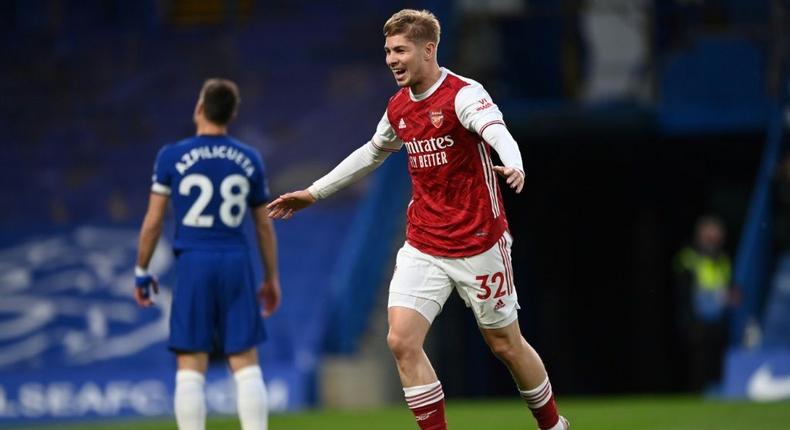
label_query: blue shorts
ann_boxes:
[168,248,267,354]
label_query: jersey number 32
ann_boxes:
[179,173,249,228]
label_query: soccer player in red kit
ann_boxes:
[267,9,569,430]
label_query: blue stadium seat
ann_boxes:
[658,36,769,133]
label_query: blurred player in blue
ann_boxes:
[133,78,280,430]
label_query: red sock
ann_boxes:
[530,394,559,429]
[520,378,560,430]
[405,382,447,430]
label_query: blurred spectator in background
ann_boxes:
[580,0,651,104]
[673,215,735,392]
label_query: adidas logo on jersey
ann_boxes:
[494,299,506,311]
[399,118,407,129]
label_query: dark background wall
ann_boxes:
[430,130,763,395]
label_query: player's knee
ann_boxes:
[386,331,418,359]
[487,336,522,363]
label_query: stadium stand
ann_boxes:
[0,1,404,425]
[0,1,788,426]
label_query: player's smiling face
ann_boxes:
[385,34,428,89]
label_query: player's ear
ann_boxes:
[422,42,436,61]
[423,41,436,61]
[193,101,204,121]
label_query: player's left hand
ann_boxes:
[134,268,159,307]
[258,278,281,317]
[493,166,525,193]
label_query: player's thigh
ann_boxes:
[177,352,209,373]
[227,347,259,373]
[169,251,218,352]
[388,242,453,325]
[387,305,432,350]
[217,250,266,354]
[448,232,520,329]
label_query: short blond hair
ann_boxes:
[383,9,441,44]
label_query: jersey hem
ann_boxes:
[406,224,508,258]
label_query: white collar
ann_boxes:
[409,67,448,102]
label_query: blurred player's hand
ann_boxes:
[134,268,159,307]
[493,166,525,193]
[258,279,281,317]
[266,190,317,219]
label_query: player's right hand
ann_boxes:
[134,267,159,307]
[258,278,282,317]
[266,190,316,219]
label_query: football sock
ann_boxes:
[174,369,206,430]
[404,381,447,430]
[234,365,268,430]
[519,377,561,430]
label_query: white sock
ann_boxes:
[175,370,206,430]
[519,377,552,409]
[403,380,444,409]
[234,365,268,430]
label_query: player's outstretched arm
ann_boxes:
[266,190,317,220]
[134,192,168,307]
[268,141,395,221]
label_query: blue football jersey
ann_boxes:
[151,135,270,250]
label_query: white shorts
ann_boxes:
[387,232,520,329]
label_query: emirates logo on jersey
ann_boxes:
[429,110,444,128]
[405,135,454,169]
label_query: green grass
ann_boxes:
[24,396,790,430]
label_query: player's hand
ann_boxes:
[493,166,525,194]
[258,278,281,317]
[134,267,159,307]
[266,190,316,219]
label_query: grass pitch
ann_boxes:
[27,396,790,430]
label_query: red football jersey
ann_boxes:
[373,69,513,257]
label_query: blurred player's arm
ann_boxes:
[251,204,281,317]
[134,192,168,306]
[456,84,525,193]
[268,113,402,219]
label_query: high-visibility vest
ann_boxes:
[675,247,731,320]
[676,247,731,291]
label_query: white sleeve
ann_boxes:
[306,142,392,199]
[456,84,524,173]
[481,124,524,173]
[370,112,403,152]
